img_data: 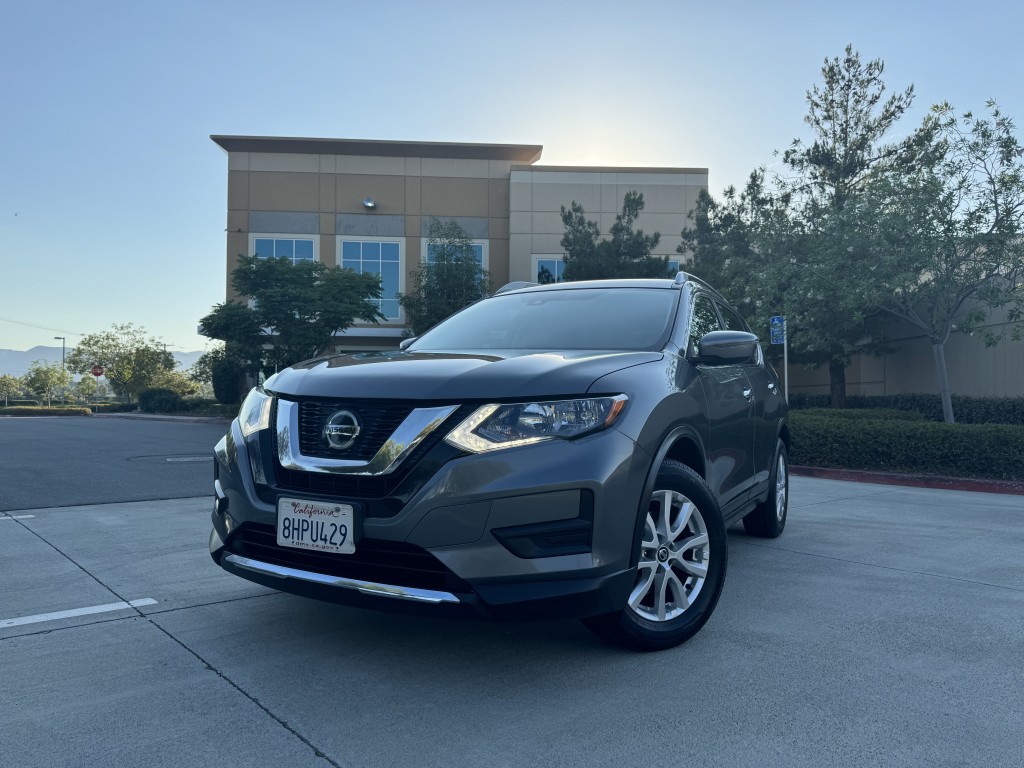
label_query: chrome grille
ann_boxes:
[295,399,412,460]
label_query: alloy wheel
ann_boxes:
[775,453,788,522]
[628,489,710,622]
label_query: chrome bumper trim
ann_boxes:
[276,401,458,476]
[222,554,461,605]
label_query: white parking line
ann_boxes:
[0,515,35,520]
[166,456,209,463]
[1,598,158,629]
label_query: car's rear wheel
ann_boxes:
[742,440,788,538]
[583,460,727,651]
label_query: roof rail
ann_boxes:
[495,281,540,294]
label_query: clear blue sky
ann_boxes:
[2,0,1021,353]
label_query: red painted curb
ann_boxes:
[791,466,1024,496]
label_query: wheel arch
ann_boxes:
[779,420,791,452]
[630,425,709,567]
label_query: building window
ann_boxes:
[533,255,566,284]
[667,259,680,275]
[251,234,317,264]
[339,237,403,321]
[422,239,488,268]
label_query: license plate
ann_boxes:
[276,497,355,554]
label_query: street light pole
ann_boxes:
[53,336,66,405]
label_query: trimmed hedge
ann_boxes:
[797,407,927,422]
[91,403,139,413]
[178,401,237,418]
[139,388,184,413]
[789,393,1024,425]
[0,406,92,417]
[790,411,1024,481]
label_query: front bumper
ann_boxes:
[210,416,650,620]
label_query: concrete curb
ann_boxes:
[791,465,1024,496]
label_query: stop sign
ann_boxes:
[91,365,104,377]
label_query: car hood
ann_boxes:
[265,350,663,401]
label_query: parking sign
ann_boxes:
[770,316,786,345]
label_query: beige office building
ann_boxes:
[212,136,705,350]
[212,135,1022,398]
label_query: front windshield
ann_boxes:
[410,287,678,352]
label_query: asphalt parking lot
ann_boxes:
[3,428,1022,768]
[0,416,227,511]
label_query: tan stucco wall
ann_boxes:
[223,149,518,346]
[784,312,1024,398]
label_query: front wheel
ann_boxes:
[583,460,727,652]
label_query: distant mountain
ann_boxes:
[0,346,204,378]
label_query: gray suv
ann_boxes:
[210,274,789,651]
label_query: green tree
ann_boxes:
[189,345,247,405]
[199,255,383,373]
[680,171,798,345]
[687,46,918,407]
[865,101,1024,422]
[22,361,72,407]
[66,324,175,403]
[188,344,223,385]
[777,45,919,406]
[73,374,97,403]
[561,191,668,281]
[0,373,23,406]
[195,306,261,403]
[398,218,490,335]
[149,368,201,397]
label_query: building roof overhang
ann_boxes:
[511,164,708,175]
[211,135,543,163]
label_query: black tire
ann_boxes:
[742,439,788,538]
[583,460,727,652]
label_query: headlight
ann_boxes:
[445,395,627,453]
[238,387,273,437]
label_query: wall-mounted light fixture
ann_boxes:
[362,197,377,210]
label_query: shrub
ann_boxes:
[790,412,1024,480]
[797,408,927,422]
[180,400,238,418]
[138,388,184,413]
[0,406,91,417]
[4,399,39,407]
[211,356,245,405]
[788,393,1024,425]
[91,402,139,413]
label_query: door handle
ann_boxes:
[742,387,753,402]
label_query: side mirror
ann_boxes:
[696,330,758,364]
[398,337,416,351]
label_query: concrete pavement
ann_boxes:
[2,478,1022,767]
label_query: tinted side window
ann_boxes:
[689,295,721,352]
[717,302,750,333]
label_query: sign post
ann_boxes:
[90,365,104,413]
[769,316,788,404]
